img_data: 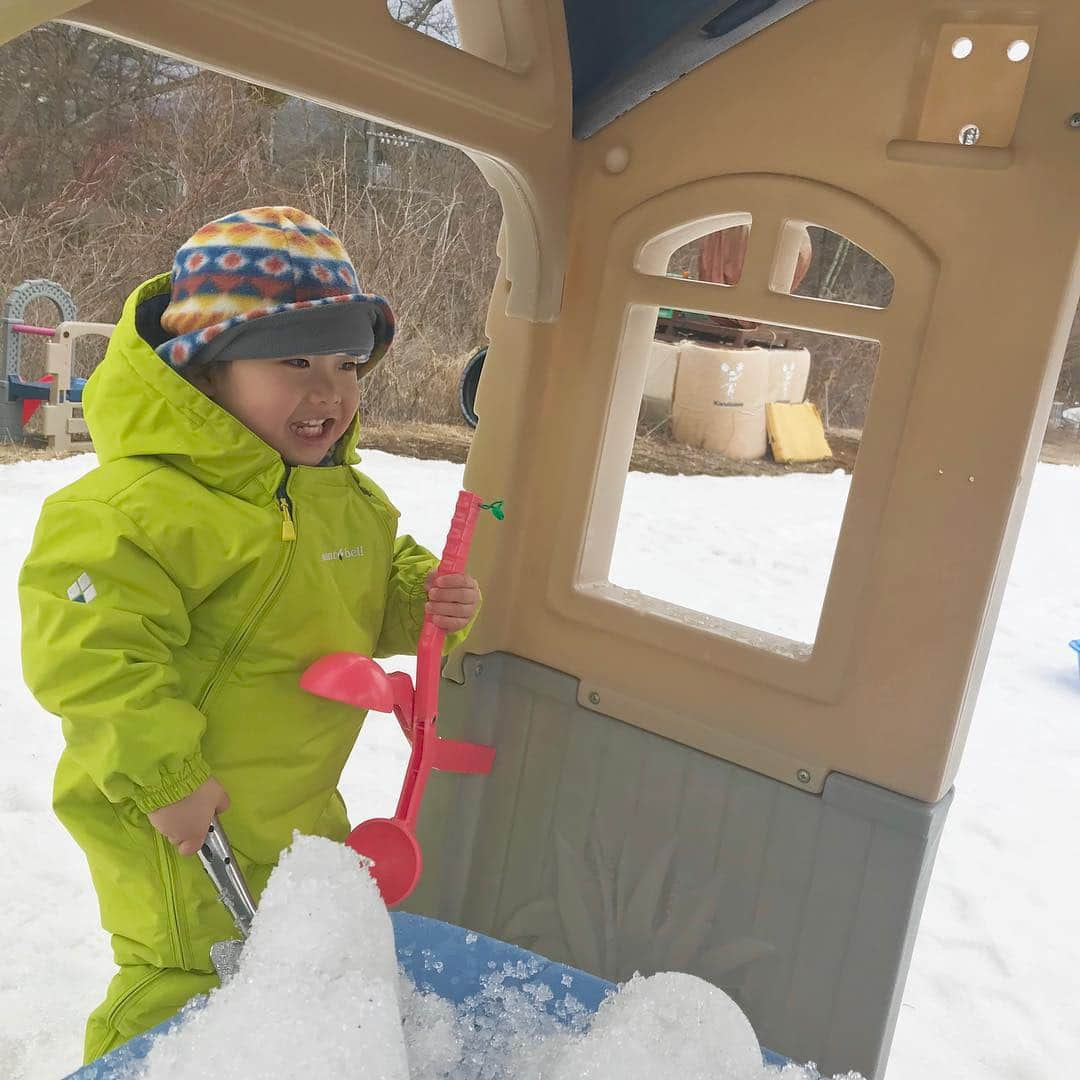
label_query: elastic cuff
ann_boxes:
[405,576,429,641]
[133,755,212,813]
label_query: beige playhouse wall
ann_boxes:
[5,0,1078,805]
[468,0,1079,805]
[467,0,1080,804]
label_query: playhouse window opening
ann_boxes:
[783,224,895,310]
[664,221,751,286]
[383,0,530,72]
[385,1,460,47]
[650,219,893,312]
[612,303,881,646]
[636,214,754,286]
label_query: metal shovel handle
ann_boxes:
[197,814,257,939]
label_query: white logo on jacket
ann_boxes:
[67,572,96,603]
[322,546,365,562]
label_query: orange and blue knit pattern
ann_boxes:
[156,206,394,369]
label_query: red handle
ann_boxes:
[413,491,481,726]
[439,491,481,575]
[399,490,482,825]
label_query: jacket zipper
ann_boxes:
[278,485,296,540]
[172,472,297,968]
[196,472,297,713]
[154,831,193,970]
[102,965,169,1032]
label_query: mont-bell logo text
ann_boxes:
[322,545,365,562]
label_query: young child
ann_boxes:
[18,207,480,1063]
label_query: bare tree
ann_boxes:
[387,1,459,45]
[0,24,198,209]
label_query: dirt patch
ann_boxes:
[4,422,1077,475]
[0,442,74,465]
[358,422,859,478]
[359,423,473,464]
[359,422,1080,476]
[1041,423,1080,466]
[631,430,859,478]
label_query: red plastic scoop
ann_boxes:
[300,489,496,905]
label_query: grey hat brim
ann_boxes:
[187,301,382,367]
[191,302,393,373]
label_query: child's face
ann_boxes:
[200,354,362,466]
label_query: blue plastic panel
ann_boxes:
[565,0,816,136]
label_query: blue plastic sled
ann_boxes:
[68,913,790,1077]
[1071,639,1080,680]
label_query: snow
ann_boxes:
[396,938,853,1080]
[399,978,463,1080]
[548,971,764,1080]
[610,469,851,643]
[138,835,848,1080]
[400,950,577,1080]
[1,450,1078,1079]
[140,835,408,1080]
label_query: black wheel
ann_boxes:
[459,346,487,428]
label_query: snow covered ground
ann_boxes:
[1,450,1077,1079]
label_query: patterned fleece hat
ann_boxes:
[155,206,394,373]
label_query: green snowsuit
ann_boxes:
[18,274,471,1062]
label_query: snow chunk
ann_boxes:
[399,975,463,1080]
[549,971,762,1080]
[140,834,407,1080]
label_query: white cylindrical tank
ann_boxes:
[672,344,769,459]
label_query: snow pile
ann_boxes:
[139,835,408,1080]
[135,835,860,1080]
[549,971,763,1080]
[398,978,463,1079]
[400,961,862,1080]
[400,953,583,1079]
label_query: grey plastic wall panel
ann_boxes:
[409,653,951,1078]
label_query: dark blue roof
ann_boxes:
[566,0,814,137]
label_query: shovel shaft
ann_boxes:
[414,491,481,723]
[198,815,257,939]
[399,491,483,826]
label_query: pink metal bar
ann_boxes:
[11,323,57,337]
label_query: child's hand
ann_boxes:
[148,777,231,856]
[424,571,481,632]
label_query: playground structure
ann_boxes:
[1,279,112,452]
[4,2,1079,1077]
